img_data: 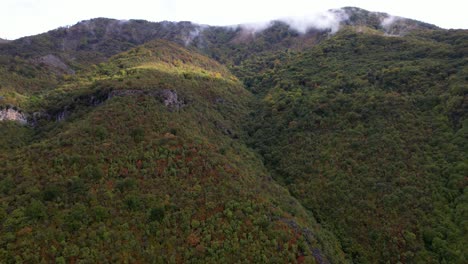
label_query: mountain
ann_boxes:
[0,7,440,103]
[0,6,467,263]
[246,28,467,263]
[0,7,438,68]
[341,7,438,32]
[0,38,346,263]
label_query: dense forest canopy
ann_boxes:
[0,7,466,263]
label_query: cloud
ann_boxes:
[183,27,202,46]
[380,15,411,36]
[236,9,349,35]
[381,15,401,30]
[239,21,274,33]
[280,9,349,34]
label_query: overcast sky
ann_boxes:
[1,0,467,39]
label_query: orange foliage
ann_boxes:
[187,232,200,246]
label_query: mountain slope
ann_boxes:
[0,40,347,263]
[0,7,440,103]
[0,7,467,264]
[245,28,467,263]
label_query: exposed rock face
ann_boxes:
[279,217,330,264]
[29,112,51,126]
[13,88,186,126]
[0,108,28,124]
[55,107,70,122]
[158,89,185,110]
[33,54,75,75]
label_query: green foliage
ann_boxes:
[0,39,345,263]
[25,199,47,221]
[245,29,468,263]
[42,185,61,201]
[0,14,465,263]
[148,207,165,222]
[0,176,14,195]
[80,164,104,180]
[130,127,145,143]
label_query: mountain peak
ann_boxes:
[338,6,439,34]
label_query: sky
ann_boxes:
[1,0,467,39]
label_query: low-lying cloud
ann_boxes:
[239,21,273,34]
[280,9,349,34]
[182,9,351,46]
[239,9,349,34]
[183,27,201,46]
[381,15,401,30]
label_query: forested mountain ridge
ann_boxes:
[0,6,467,263]
[245,28,467,263]
[0,7,443,108]
[0,7,439,71]
[0,39,347,263]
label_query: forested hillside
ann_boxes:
[0,39,346,263]
[0,6,466,264]
[245,28,467,263]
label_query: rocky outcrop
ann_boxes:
[0,89,186,126]
[0,107,28,124]
[158,89,186,110]
[33,54,75,75]
[279,218,330,264]
[55,107,70,122]
[29,88,186,125]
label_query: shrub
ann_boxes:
[148,207,165,222]
[25,199,47,221]
[80,164,104,180]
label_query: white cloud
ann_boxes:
[279,10,349,34]
[239,21,274,33]
[0,0,467,39]
[381,16,401,30]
